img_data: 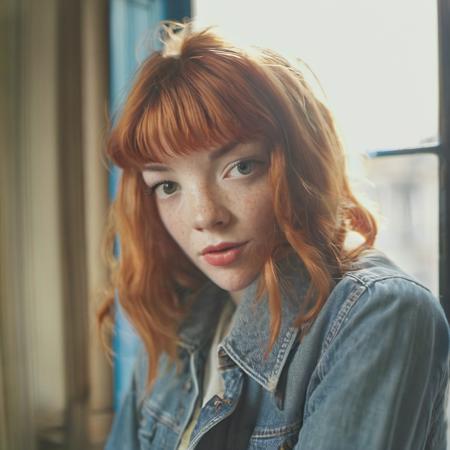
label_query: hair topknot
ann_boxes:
[159,21,192,59]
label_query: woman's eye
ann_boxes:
[152,181,179,198]
[228,160,257,177]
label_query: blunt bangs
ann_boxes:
[109,39,281,169]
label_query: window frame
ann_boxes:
[367,0,450,321]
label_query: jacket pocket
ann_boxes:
[138,403,180,450]
[248,421,301,450]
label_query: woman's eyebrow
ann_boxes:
[208,141,239,161]
[143,141,239,172]
[142,163,173,173]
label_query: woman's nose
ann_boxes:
[190,188,231,231]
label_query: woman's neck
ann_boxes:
[228,289,245,305]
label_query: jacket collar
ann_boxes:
[177,252,311,393]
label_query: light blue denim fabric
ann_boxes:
[105,248,450,449]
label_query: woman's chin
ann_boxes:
[205,270,260,295]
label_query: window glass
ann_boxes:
[193,0,438,153]
[350,153,439,295]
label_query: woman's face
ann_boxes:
[142,141,276,295]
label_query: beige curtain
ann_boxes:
[0,1,112,449]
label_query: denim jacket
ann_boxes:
[105,249,450,450]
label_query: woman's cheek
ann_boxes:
[157,202,177,234]
[241,183,272,213]
[159,200,189,241]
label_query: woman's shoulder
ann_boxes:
[342,247,435,289]
[316,247,450,377]
[286,248,450,449]
[329,247,444,318]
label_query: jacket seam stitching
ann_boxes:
[317,274,436,382]
[345,273,432,294]
[250,420,301,438]
[426,366,449,448]
[321,283,367,357]
[221,326,298,391]
[142,403,181,433]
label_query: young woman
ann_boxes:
[100,23,450,450]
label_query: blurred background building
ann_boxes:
[1,0,449,449]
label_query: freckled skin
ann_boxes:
[142,142,276,299]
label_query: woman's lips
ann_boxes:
[202,242,248,267]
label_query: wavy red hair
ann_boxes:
[98,23,377,390]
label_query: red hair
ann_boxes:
[98,23,377,389]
